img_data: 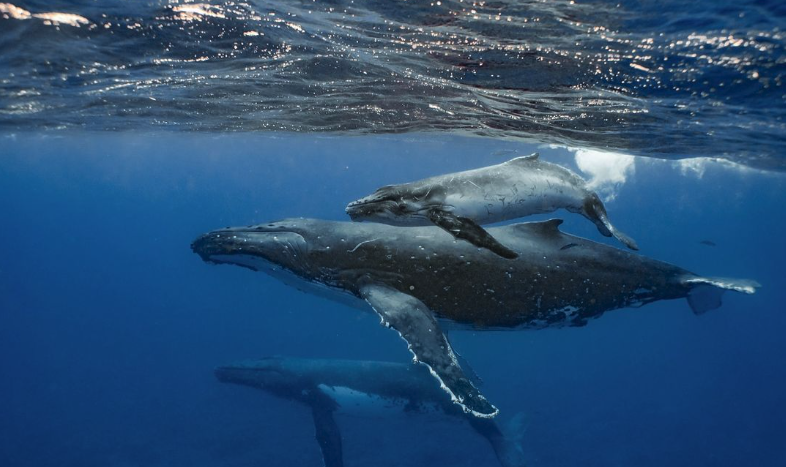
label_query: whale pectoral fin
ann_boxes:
[359,282,499,418]
[426,210,518,259]
[467,417,528,467]
[455,348,484,387]
[310,404,343,467]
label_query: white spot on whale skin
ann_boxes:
[318,385,416,415]
[348,238,379,253]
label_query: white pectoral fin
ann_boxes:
[358,282,499,418]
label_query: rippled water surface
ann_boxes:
[1,0,784,168]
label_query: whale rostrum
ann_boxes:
[346,153,638,258]
[192,218,758,417]
[216,357,527,467]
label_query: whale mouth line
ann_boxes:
[191,230,308,268]
[346,198,393,212]
[346,198,382,208]
[200,252,261,270]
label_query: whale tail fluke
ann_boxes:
[582,193,639,250]
[683,276,760,315]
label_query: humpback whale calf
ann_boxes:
[192,218,758,417]
[216,357,526,467]
[346,153,638,258]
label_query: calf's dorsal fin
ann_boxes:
[505,152,539,164]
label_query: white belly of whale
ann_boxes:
[318,384,445,417]
[443,175,586,223]
[445,190,580,223]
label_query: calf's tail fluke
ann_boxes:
[683,276,760,315]
[583,193,639,250]
[605,221,639,251]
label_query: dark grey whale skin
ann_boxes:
[194,218,725,328]
[215,357,525,467]
[192,218,756,417]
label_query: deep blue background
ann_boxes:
[1,133,784,466]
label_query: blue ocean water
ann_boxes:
[1,133,784,466]
[1,0,785,466]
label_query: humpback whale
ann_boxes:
[192,218,758,417]
[346,153,638,258]
[215,357,526,467]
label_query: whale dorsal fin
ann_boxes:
[505,152,539,164]
[508,218,564,238]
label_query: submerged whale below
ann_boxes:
[216,357,526,467]
[346,153,638,258]
[192,218,758,417]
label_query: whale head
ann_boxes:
[191,219,320,277]
[345,184,439,226]
[215,358,301,398]
[191,219,377,305]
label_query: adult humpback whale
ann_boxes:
[215,357,526,467]
[192,218,758,417]
[346,153,638,258]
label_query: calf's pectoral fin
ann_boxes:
[426,209,518,259]
[583,199,639,250]
[358,282,499,418]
